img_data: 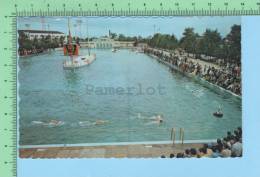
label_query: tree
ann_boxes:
[52,37,60,48]
[32,37,40,49]
[18,31,31,51]
[23,39,33,50]
[59,36,65,46]
[76,37,80,45]
[200,29,222,58]
[110,32,117,39]
[148,33,178,50]
[179,28,198,55]
[44,35,52,49]
[224,25,241,62]
[118,34,126,41]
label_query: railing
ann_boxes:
[170,127,184,145]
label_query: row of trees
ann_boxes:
[109,32,141,42]
[149,34,178,50]
[18,31,66,52]
[148,25,241,62]
[109,25,240,63]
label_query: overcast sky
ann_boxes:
[18,16,241,39]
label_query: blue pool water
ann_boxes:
[19,49,242,145]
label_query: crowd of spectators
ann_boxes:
[18,48,50,57]
[160,127,242,158]
[144,48,241,95]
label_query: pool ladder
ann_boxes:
[170,128,184,145]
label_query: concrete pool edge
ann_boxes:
[19,140,217,158]
[19,139,216,149]
[147,53,242,100]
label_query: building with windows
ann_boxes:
[80,37,135,48]
[18,30,65,40]
[94,37,114,48]
[137,43,148,49]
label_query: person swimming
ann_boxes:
[79,120,109,127]
[94,119,109,125]
[156,115,163,123]
[31,120,65,127]
[136,114,164,125]
[148,115,163,124]
[48,120,65,127]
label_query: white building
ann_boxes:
[18,30,65,40]
[80,37,134,48]
[94,37,114,48]
[137,43,148,49]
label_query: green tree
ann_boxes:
[224,25,241,62]
[18,31,31,51]
[200,29,222,58]
[118,34,126,41]
[32,37,40,49]
[59,36,65,46]
[110,32,117,39]
[179,28,198,55]
[148,33,178,50]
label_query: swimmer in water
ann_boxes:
[48,120,64,126]
[156,115,163,123]
[149,115,163,124]
[94,119,109,125]
[31,121,44,125]
[78,120,109,127]
[31,119,65,127]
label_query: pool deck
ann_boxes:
[19,142,205,158]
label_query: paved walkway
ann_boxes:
[20,143,204,158]
[148,48,221,71]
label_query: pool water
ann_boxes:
[19,49,242,145]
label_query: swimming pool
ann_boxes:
[19,49,242,145]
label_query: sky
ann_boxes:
[18,16,241,39]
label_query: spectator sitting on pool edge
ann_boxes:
[170,153,175,158]
[159,127,242,158]
[184,149,191,158]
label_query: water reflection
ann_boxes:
[63,69,82,86]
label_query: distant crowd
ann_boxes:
[144,48,241,95]
[18,48,52,57]
[161,127,242,158]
